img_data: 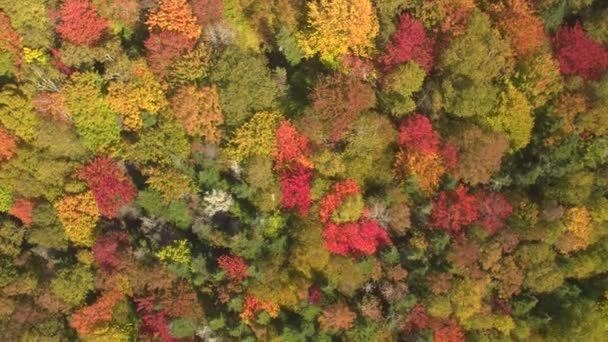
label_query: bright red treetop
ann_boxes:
[399,114,441,155]
[217,254,249,283]
[56,0,109,46]
[323,219,391,256]
[476,191,513,234]
[319,179,361,224]
[280,165,313,217]
[79,156,137,218]
[552,23,608,80]
[431,185,479,235]
[379,13,435,73]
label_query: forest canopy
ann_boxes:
[1,0,608,341]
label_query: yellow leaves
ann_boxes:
[106,62,168,131]
[23,47,47,64]
[557,207,592,254]
[55,191,99,247]
[170,85,223,143]
[226,111,283,162]
[146,0,201,40]
[144,167,194,204]
[156,239,192,265]
[298,0,379,65]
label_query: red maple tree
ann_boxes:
[71,291,124,336]
[144,31,196,77]
[319,179,361,224]
[323,219,391,256]
[135,295,175,342]
[476,191,513,234]
[399,114,441,155]
[431,185,479,235]
[218,254,249,283]
[92,231,130,270]
[440,142,459,173]
[552,22,608,80]
[9,199,34,226]
[56,0,109,46]
[274,120,313,171]
[0,127,16,162]
[430,318,465,342]
[403,304,429,335]
[280,165,313,216]
[192,0,224,28]
[79,156,137,218]
[379,13,435,73]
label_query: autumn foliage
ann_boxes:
[0,126,16,161]
[55,191,100,246]
[79,156,137,218]
[218,254,249,283]
[323,219,392,256]
[380,14,435,73]
[92,231,130,271]
[56,0,108,46]
[476,191,513,234]
[71,291,124,336]
[552,23,608,80]
[146,0,202,40]
[398,114,441,155]
[9,198,34,225]
[170,85,224,143]
[319,179,361,224]
[279,165,313,217]
[431,185,479,235]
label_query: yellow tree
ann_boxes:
[55,191,100,246]
[297,0,379,66]
[225,111,283,162]
[556,207,592,254]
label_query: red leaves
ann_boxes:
[56,0,108,46]
[71,291,123,336]
[9,199,34,225]
[380,14,435,73]
[431,318,465,342]
[440,142,459,173]
[404,304,430,335]
[135,295,175,342]
[274,120,314,216]
[92,231,129,271]
[217,254,249,283]
[144,31,196,77]
[431,185,479,235]
[323,219,391,256]
[280,165,313,216]
[79,156,137,218]
[310,73,375,142]
[552,23,608,80]
[192,0,224,27]
[0,126,16,161]
[274,121,313,170]
[319,179,361,224]
[320,179,391,256]
[399,114,441,155]
[476,191,513,234]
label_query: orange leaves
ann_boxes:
[55,191,99,246]
[71,290,124,336]
[241,295,279,323]
[319,179,361,224]
[274,120,313,171]
[0,126,16,161]
[170,85,223,143]
[146,0,202,40]
[395,149,445,196]
[489,0,546,57]
[218,255,249,283]
[318,301,357,332]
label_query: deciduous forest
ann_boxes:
[0,0,608,341]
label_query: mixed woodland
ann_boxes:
[1,0,608,340]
